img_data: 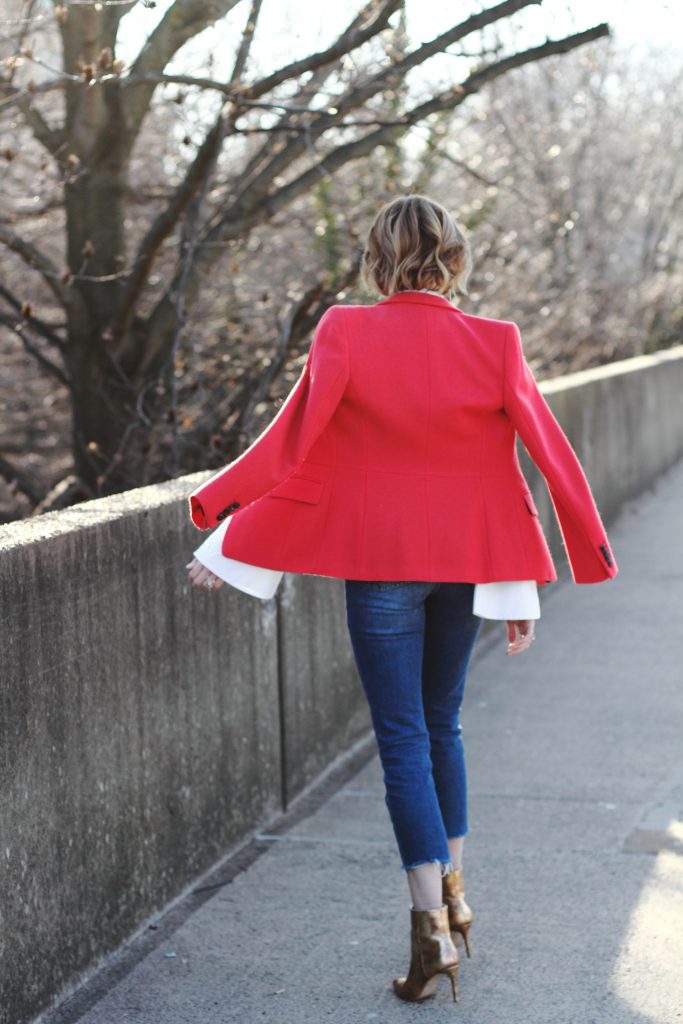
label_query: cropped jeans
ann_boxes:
[344,580,481,872]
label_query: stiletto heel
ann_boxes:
[446,963,460,1002]
[442,867,474,958]
[457,919,472,958]
[393,905,460,1002]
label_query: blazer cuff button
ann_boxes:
[599,543,613,567]
[217,501,241,521]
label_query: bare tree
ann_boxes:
[0,0,609,510]
[420,43,683,375]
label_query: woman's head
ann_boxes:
[362,194,472,299]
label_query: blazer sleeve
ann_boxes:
[188,305,349,530]
[503,321,618,584]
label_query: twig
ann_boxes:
[0,225,67,306]
[0,282,66,353]
[0,311,71,388]
[0,454,44,506]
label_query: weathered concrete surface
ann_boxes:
[2,345,683,1024]
[524,345,683,556]
[41,454,683,1024]
[0,479,369,1024]
[277,572,372,805]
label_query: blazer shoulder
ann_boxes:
[310,306,350,368]
[311,304,348,342]
[456,308,516,334]
[319,303,375,338]
[315,303,363,329]
[325,302,374,319]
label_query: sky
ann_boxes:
[118,0,681,84]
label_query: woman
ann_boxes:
[186,194,618,1004]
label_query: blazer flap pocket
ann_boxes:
[522,490,539,516]
[268,474,324,504]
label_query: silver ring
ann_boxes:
[205,578,214,589]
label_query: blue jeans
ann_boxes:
[344,581,481,872]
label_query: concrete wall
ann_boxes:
[0,484,371,1024]
[1,343,682,1024]
[521,345,683,559]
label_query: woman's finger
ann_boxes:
[185,557,224,592]
[506,619,535,655]
[506,620,524,645]
[186,557,202,579]
[507,632,535,655]
[189,561,214,587]
[507,638,531,655]
[188,564,207,585]
[187,561,211,586]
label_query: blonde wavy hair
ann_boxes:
[361,194,472,299]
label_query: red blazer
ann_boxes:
[188,291,618,585]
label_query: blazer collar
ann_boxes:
[377,290,460,312]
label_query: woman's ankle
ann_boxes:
[447,835,465,871]
[406,861,446,910]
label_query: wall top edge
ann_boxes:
[539,344,683,395]
[0,469,214,552]
[3,345,682,551]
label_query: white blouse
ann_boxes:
[192,517,541,620]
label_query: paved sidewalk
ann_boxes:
[46,460,683,1024]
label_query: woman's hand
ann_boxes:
[186,557,225,592]
[506,619,535,655]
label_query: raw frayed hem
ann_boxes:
[401,857,455,875]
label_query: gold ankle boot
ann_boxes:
[442,868,473,958]
[393,905,460,1002]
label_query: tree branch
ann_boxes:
[217,1,401,205]
[423,136,532,206]
[257,254,363,408]
[180,255,362,459]
[111,102,238,349]
[0,454,44,507]
[136,0,399,369]
[250,0,539,114]
[123,0,402,106]
[0,282,66,353]
[198,0,545,254]
[239,0,403,101]
[0,226,68,306]
[116,0,402,229]
[0,310,71,388]
[143,16,608,384]
[217,21,612,245]
[0,78,67,152]
[125,0,243,139]
[109,0,264,347]
[229,0,263,88]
